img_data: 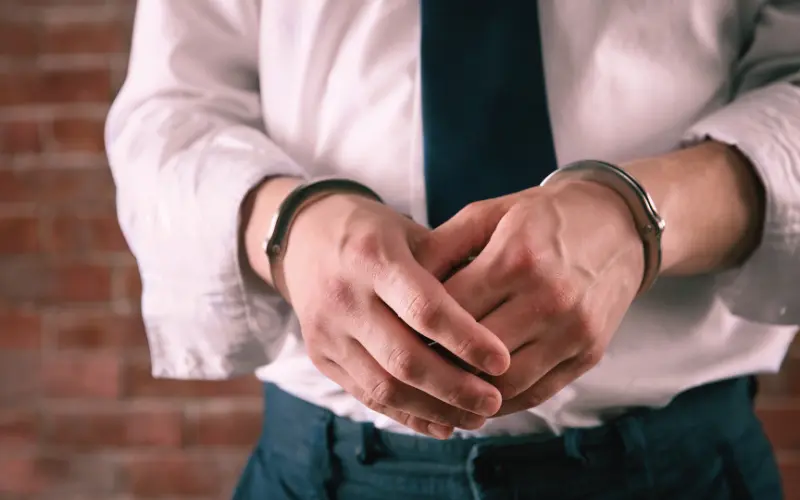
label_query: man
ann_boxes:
[107,0,800,498]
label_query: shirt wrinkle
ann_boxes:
[107,0,799,436]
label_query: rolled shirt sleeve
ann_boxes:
[106,0,305,378]
[683,1,800,325]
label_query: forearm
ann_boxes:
[624,140,766,276]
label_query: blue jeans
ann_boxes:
[233,378,782,499]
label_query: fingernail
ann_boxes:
[478,393,501,416]
[428,423,453,439]
[462,413,486,430]
[483,354,508,376]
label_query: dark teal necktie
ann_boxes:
[420,0,557,227]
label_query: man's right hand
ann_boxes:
[277,190,510,438]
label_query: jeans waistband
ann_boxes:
[261,376,756,467]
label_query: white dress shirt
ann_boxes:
[107,0,800,436]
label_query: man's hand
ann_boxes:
[272,190,511,437]
[424,180,644,416]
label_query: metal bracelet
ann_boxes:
[263,178,383,303]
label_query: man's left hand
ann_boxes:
[421,180,646,416]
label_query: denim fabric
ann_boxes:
[233,378,782,500]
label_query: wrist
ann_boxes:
[243,176,304,289]
[542,161,661,296]
[561,180,646,293]
[623,141,765,275]
[264,179,384,302]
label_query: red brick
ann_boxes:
[0,170,35,203]
[16,0,135,5]
[42,22,127,55]
[54,264,114,303]
[0,69,112,106]
[0,260,113,305]
[0,120,41,154]
[0,21,38,57]
[0,455,70,495]
[0,311,41,349]
[42,353,121,399]
[0,169,116,208]
[120,264,142,301]
[123,357,261,399]
[789,338,800,358]
[760,358,800,397]
[778,454,800,500]
[0,216,40,254]
[0,409,38,449]
[0,353,41,405]
[90,216,129,252]
[49,117,106,153]
[121,455,224,497]
[48,215,128,254]
[53,312,147,350]
[758,403,800,451]
[45,408,183,450]
[186,407,262,447]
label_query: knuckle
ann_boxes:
[306,349,328,369]
[343,232,387,273]
[368,377,401,406]
[443,385,467,407]
[571,311,599,346]
[544,282,577,317]
[407,417,435,435]
[498,380,521,400]
[458,201,486,220]
[385,346,419,382]
[578,345,605,367]
[392,411,413,427]
[301,312,329,343]
[323,278,358,312]
[500,244,538,276]
[522,389,547,408]
[452,337,476,359]
[433,411,459,427]
[358,394,384,413]
[337,338,364,364]
[405,293,443,332]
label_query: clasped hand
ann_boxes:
[282,180,643,438]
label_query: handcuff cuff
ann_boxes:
[263,161,665,371]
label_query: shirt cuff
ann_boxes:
[137,126,308,379]
[682,82,800,325]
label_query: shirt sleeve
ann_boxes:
[106,0,306,379]
[682,1,800,325]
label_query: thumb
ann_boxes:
[415,199,511,279]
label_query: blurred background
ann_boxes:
[0,1,263,499]
[0,1,798,499]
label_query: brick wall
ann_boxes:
[0,1,797,499]
[0,2,262,499]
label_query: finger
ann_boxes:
[494,355,591,417]
[343,339,490,430]
[356,299,502,418]
[373,251,511,376]
[441,201,536,320]
[441,249,510,321]
[487,335,571,401]
[316,357,457,439]
[420,199,513,277]
[479,294,547,354]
